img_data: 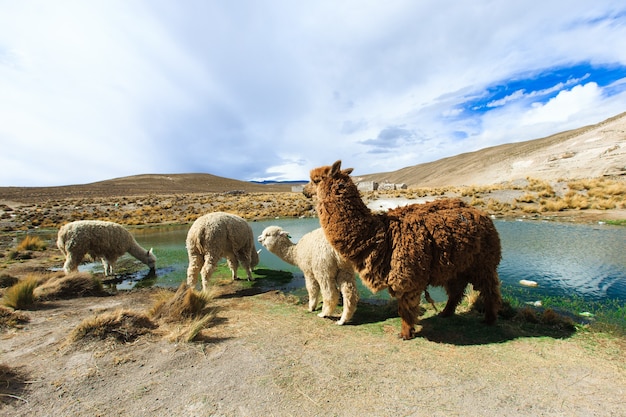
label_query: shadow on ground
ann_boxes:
[351,299,577,345]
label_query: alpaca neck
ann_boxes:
[128,240,151,265]
[318,182,384,259]
[273,240,299,266]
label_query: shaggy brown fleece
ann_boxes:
[307,160,503,340]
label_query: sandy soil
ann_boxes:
[1,253,625,417]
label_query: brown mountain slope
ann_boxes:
[0,173,299,203]
[1,112,624,203]
[358,112,626,188]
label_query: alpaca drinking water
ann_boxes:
[304,160,503,340]
[57,220,156,276]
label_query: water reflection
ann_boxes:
[497,220,626,301]
[43,218,626,303]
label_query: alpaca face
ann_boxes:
[257,226,289,250]
[147,248,157,270]
[305,160,354,199]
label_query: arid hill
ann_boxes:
[1,112,625,203]
[0,173,302,203]
[358,112,626,188]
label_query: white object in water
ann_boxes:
[519,279,539,287]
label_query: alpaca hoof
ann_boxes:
[399,331,415,340]
[317,312,326,318]
[336,319,345,325]
[399,326,416,340]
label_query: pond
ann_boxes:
[78,217,626,307]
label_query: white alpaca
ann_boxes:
[57,220,156,276]
[258,226,359,325]
[186,212,259,291]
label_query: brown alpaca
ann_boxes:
[305,160,503,340]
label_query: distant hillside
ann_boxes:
[0,173,303,203]
[358,112,626,188]
[2,113,625,203]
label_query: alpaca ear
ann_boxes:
[330,160,342,176]
[280,230,290,238]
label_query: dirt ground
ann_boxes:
[1,255,625,417]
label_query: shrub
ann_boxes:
[0,305,29,328]
[2,277,38,309]
[563,192,590,210]
[68,309,156,343]
[540,199,568,212]
[150,283,214,323]
[15,235,47,252]
[34,272,104,300]
[515,193,536,204]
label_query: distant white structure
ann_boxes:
[356,181,407,191]
[357,181,378,191]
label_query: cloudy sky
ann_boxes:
[1,1,626,186]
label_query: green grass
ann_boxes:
[540,295,626,335]
[605,219,626,226]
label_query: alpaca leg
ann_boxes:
[474,272,503,325]
[200,256,218,292]
[186,252,204,289]
[441,278,467,318]
[239,255,254,281]
[102,258,115,276]
[336,275,359,325]
[424,289,438,312]
[397,291,421,340]
[234,248,255,281]
[318,276,340,319]
[225,255,239,280]
[304,276,321,312]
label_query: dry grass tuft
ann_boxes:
[0,364,29,404]
[150,283,215,322]
[512,306,576,331]
[164,314,217,343]
[149,283,218,342]
[34,272,104,300]
[15,235,47,252]
[540,308,576,330]
[68,309,156,344]
[0,274,18,288]
[513,307,540,323]
[1,276,38,309]
[0,305,30,328]
[464,285,480,308]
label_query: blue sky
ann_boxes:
[1,1,626,186]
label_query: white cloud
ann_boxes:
[1,1,626,185]
[522,82,602,125]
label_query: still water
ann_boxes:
[116,218,626,305]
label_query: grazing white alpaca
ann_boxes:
[186,212,259,291]
[258,226,358,325]
[57,220,156,276]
